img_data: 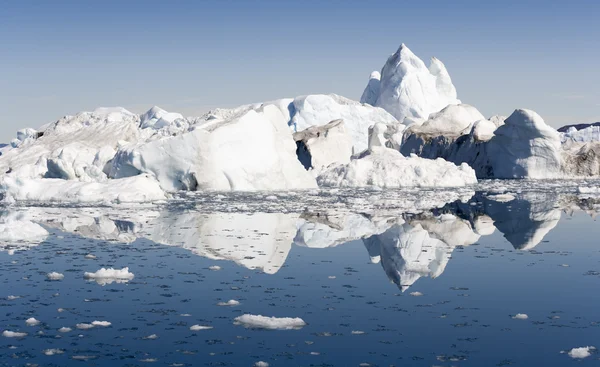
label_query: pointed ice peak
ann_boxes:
[367,43,460,122]
[386,43,426,71]
[141,106,167,121]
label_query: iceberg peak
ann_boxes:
[363,43,460,123]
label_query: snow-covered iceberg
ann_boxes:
[362,44,460,124]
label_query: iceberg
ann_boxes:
[402,108,567,179]
[110,104,317,191]
[233,314,306,330]
[317,146,477,188]
[363,44,460,123]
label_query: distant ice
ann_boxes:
[43,349,65,356]
[217,299,240,306]
[84,267,134,285]
[254,362,270,367]
[233,314,306,330]
[409,292,423,297]
[512,313,528,320]
[75,323,95,330]
[25,317,40,326]
[189,325,213,331]
[568,346,595,359]
[2,330,27,338]
[58,327,72,333]
[46,272,64,280]
[208,265,221,271]
[91,321,111,327]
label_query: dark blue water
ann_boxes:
[1,190,599,366]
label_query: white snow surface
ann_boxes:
[407,104,485,138]
[293,119,353,172]
[110,104,317,192]
[487,109,563,178]
[284,94,399,153]
[317,147,477,188]
[367,44,460,123]
[233,314,306,330]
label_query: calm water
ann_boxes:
[1,184,599,366]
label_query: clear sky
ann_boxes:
[1,0,599,142]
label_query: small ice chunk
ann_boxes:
[2,330,27,338]
[43,349,64,356]
[190,325,213,331]
[351,330,365,335]
[84,267,134,285]
[25,317,40,326]
[568,346,595,359]
[143,334,158,340]
[409,292,423,297]
[217,299,240,306]
[233,314,306,330]
[75,323,94,330]
[208,265,221,271]
[512,313,528,320]
[91,321,111,327]
[47,272,64,281]
[7,295,20,300]
[58,327,72,333]
[254,362,270,367]
[85,254,97,259]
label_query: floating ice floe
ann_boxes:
[46,272,64,281]
[189,325,213,331]
[43,349,65,356]
[233,314,306,330]
[91,321,111,327]
[84,267,134,285]
[217,299,240,306]
[2,330,27,338]
[25,317,40,326]
[568,346,596,359]
[512,313,529,320]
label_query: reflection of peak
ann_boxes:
[364,222,454,291]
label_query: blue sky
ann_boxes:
[1,0,599,141]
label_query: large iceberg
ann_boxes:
[401,108,568,179]
[362,44,460,124]
[110,104,317,191]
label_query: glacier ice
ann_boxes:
[317,146,477,188]
[363,44,460,124]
